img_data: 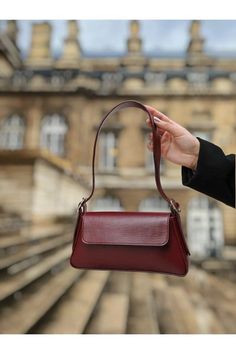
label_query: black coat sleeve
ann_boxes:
[181,137,235,208]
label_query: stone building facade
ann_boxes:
[0,20,235,257]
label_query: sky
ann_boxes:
[1,20,236,58]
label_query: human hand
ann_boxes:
[145,105,200,170]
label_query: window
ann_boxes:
[187,72,209,86]
[0,115,25,150]
[145,72,166,86]
[92,196,123,211]
[40,114,68,156]
[101,73,123,93]
[187,196,224,259]
[98,131,117,172]
[139,197,169,211]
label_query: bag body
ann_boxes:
[70,211,190,276]
[70,101,190,276]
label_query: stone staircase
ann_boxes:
[0,207,26,236]
[0,215,236,334]
[196,247,236,283]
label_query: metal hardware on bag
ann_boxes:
[169,199,181,213]
[77,198,86,213]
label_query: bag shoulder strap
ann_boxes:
[78,100,181,214]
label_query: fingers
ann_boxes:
[147,140,153,151]
[146,118,152,128]
[148,131,165,141]
[145,108,185,138]
[145,105,171,122]
[145,105,172,132]
[160,131,172,146]
[147,131,167,152]
[146,117,180,137]
[147,132,153,151]
[146,117,166,131]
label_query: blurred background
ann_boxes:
[0,19,235,334]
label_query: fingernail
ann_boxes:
[154,116,161,123]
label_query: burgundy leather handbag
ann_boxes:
[70,101,190,276]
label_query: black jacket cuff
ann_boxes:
[181,138,235,208]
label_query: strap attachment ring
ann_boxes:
[169,199,181,214]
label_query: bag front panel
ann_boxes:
[81,211,170,246]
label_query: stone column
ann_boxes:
[186,20,213,66]
[57,20,81,68]
[121,20,147,72]
[24,100,43,149]
[187,20,204,55]
[65,97,86,171]
[26,22,53,67]
[127,20,142,55]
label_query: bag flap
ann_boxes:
[81,212,170,246]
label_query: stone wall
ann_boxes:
[0,150,87,222]
[0,162,33,220]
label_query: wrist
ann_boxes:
[189,156,198,171]
[189,138,200,170]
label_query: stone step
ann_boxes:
[85,293,129,334]
[190,267,236,303]
[127,272,160,334]
[0,224,71,249]
[222,246,236,261]
[186,291,225,333]
[200,259,235,272]
[165,266,236,304]
[84,271,131,334]
[0,267,82,334]
[157,267,236,334]
[0,234,71,270]
[207,301,236,334]
[34,270,110,334]
[0,211,25,235]
[105,271,131,294]
[152,275,200,334]
[0,245,71,301]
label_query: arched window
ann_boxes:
[139,196,169,212]
[40,114,68,156]
[92,196,123,211]
[0,115,25,150]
